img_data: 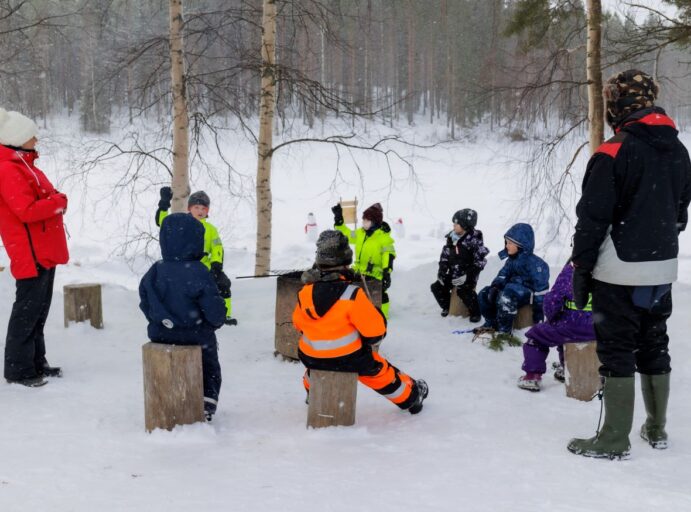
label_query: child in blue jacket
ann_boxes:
[475,223,549,347]
[139,213,227,421]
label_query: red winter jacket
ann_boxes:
[0,145,69,279]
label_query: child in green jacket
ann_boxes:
[156,187,236,325]
[332,202,395,318]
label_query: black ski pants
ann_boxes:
[430,279,480,317]
[592,280,672,378]
[4,266,55,381]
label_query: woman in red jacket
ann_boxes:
[0,109,69,387]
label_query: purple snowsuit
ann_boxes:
[521,263,595,374]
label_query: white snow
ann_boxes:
[1,120,690,511]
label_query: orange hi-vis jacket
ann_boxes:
[292,282,385,359]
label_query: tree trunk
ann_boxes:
[169,0,190,213]
[254,0,277,276]
[586,0,604,153]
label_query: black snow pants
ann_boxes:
[592,280,672,378]
[4,266,55,381]
[430,279,480,317]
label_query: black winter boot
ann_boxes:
[408,379,429,414]
[567,377,634,460]
[640,373,669,449]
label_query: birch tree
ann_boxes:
[169,0,190,213]
[255,0,277,275]
[586,0,604,153]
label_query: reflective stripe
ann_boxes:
[204,397,218,405]
[380,245,395,253]
[565,299,592,312]
[301,331,360,351]
[533,289,548,296]
[339,284,359,301]
[382,381,408,401]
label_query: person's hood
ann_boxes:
[499,223,535,259]
[620,107,679,152]
[160,212,205,262]
[0,144,38,165]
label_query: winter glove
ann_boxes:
[382,271,391,290]
[331,204,344,226]
[224,317,238,326]
[210,262,232,297]
[159,186,173,210]
[572,265,593,310]
[451,274,466,287]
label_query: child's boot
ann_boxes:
[552,362,565,383]
[517,372,542,392]
[640,373,669,449]
[567,376,634,460]
[408,379,429,414]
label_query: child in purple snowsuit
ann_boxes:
[517,262,595,391]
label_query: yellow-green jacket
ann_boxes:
[157,210,223,270]
[334,223,396,280]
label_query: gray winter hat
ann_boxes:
[188,191,210,208]
[315,230,353,268]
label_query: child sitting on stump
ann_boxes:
[430,208,489,322]
[475,223,549,349]
[139,213,227,421]
[517,261,595,391]
[293,230,428,414]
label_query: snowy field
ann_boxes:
[1,118,691,511]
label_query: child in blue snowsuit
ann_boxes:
[139,213,227,421]
[476,223,549,344]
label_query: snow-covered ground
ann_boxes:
[1,119,690,511]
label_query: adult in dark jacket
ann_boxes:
[139,213,226,420]
[0,108,68,387]
[430,208,489,321]
[568,70,691,459]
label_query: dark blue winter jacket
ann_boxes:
[139,213,226,345]
[492,223,550,298]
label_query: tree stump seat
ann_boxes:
[513,305,533,330]
[306,370,358,429]
[142,342,205,432]
[64,283,103,329]
[564,341,601,401]
[448,286,469,318]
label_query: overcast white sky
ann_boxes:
[602,0,677,21]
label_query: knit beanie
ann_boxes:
[188,191,210,208]
[0,108,38,147]
[604,69,658,128]
[315,230,353,268]
[362,203,383,225]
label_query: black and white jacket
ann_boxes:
[572,107,691,285]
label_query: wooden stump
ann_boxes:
[564,341,601,402]
[274,274,382,361]
[64,283,103,329]
[142,342,205,432]
[307,370,357,428]
[513,305,533,330]
[448,286,469,317]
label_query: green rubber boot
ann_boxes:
[567,376,634,460]
[640,373,670,449]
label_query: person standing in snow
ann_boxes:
[430,208,489,322]
[156,187,236,326]
[517,261,595,392]
[139,213,227,421]
[293,230,428,414]
[332,202,396,318]
[0,109,68,387]
[568,70,691,459]
[474,223,549,349]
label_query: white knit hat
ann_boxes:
[0,108,38,147]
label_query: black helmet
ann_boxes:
[452,209,477,230]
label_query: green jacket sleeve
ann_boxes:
[334,223,356,244]
[155,208,169,227]
[204,221,224,266]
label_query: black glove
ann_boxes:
[224,317,238,326]
[572,265,593,310]
[210,262,231,297]
[331,204,344,226]
[159,186,173,210]
[382,271,391,290]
